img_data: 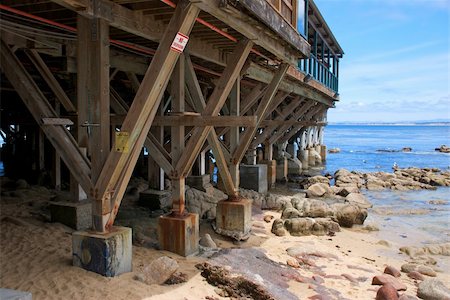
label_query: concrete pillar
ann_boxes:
[239,164,267,193]
[286,143,295,158]
[276,158,288,182]
[299,149,309,169]
[261,159,276,188]
[308,148,316,166]
[315,145,322,164]
[245,149,257,165]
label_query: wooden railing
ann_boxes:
[299,54,338,93]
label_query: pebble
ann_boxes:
[286,258,300,268]
[400,263,418,273]
[416,265,437,277]
[263,215,274,223]
[407,271,424,281]
[199,233,217,248]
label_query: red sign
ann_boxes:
[171,32,189,53]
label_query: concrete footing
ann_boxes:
[72,226,132,277]
[276,158,288,182]
[239,164,267,193]
[158,213,199,256]
[49,200,92,230]
[214,198,252,240]
[139,189,171,210]
[0,289,32,300]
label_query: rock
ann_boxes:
[428,200,448,205]
[401,263,418,273]
[402,147,412,152]
[306,183,332,198]
[378,240,391,247]
[416,265,436,277]
[164,272,188,285]
[337,186,360,197]
[346,193,372,209]
[384,266,401,278]
[185,186,227,219]
[300,176,330,189]
[328,148,341,153]
[271,219,286,236]
[376,284,399,300]
[281,207,302,219]
[286,258,300,268]
[331,203,368,227]
[435,145,450,153]
[263,215,274,223]
[284,218,340,236]
[199,234,217,248]
[372,274,407,291]
[295,199,334,218]
[417,278,450,300]
[15,179,29,189]
[407,271,425,281]
[138,256,179,285]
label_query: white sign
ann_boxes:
[171,32,189,53]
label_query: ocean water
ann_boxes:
[323,125,450,174]
[323,125,450,260]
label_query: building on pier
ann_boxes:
[0,0,343,276]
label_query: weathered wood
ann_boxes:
[41,118,74,126]
[240,83,267,115]
[233,63,289,164]
[184,53,237,196]
[229,78,240,188]
[260,120,326,126]
[236,0,309,56]
[93,0,200,232]
[110,115,257,127]
[0,38,93,194]
[193,0,305,65]
[24,49,76,113]
[246,63,335,107]
[175,39,253,179]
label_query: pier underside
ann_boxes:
[0,0,339,275]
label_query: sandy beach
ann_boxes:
[1,175,449,300]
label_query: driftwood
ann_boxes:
[196,262,275,300]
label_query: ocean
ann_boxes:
[323,125,450,267]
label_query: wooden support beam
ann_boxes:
[267,100,316,145]
[41,118,74,126]
[260,120,326,126]
[184,53,237,196]
[232,63,289,164]
[0,38,93,194]
[229,78,240,188]
[175,39,253,179]
[111,115,257,127]
[240,83,267,115]
[93,0,200,232]
[192,0,305,65]
[24,49,77,113]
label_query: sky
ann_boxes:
[315,0,450,123]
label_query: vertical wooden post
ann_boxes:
[229,79,240,189]
[264,141,273,161]
[171,56,186,214]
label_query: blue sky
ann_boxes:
[316,0,450,122]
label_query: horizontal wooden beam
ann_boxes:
[261,120,326,127]
[41,117,74,125]
[111,115,257,127]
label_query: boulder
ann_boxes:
[328,148,341,153]
[435,145,450,153]
[299,175,330,189]
[346,193,372,209]
[271,219,286,236]
[331,203,368,227]
[337,186,360,197]
[417,278,450,300]
[376,284,399,300]
[199,234,217,248]
[185,186,227,219]
[402,147,412,152]
[281,207,302,219]
[294,199,334,218]
[306,183,332,198]
[284,217,340,236]
[372,274,407,291]
[137,256,179,285]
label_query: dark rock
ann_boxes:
[417,278,450,300]
[376,284,399,300]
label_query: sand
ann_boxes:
[1,185,449,300]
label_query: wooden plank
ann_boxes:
[41,118,74,126]
[232,63,289,164]
[260,120,326,126]
[93,0,200,232]
[193,0,305,65]
[24,49,77,113]
[0,38,93,194]
[240,83,267,115]
[229,78,240,188]
[175,39,253,178]
[236,0,309,55]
